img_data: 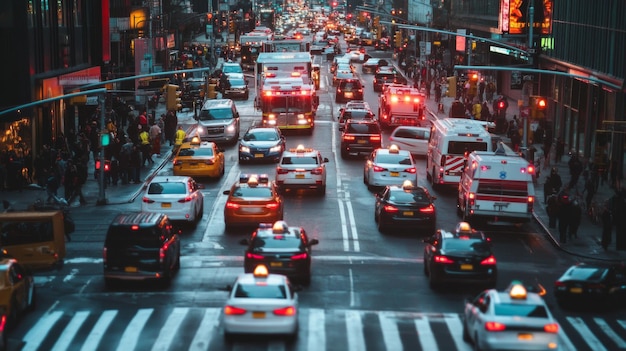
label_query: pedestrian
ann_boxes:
[582,176,596,211]
[510,130,521,152]
[164,110,178,146]
[556,187,572,243]
[434,84,442,103]
[45,169,60,204]
[174,125,186,152]
[600,203,613,250]
[543,134,553,169]
[568,152,583,189]
[481,101,491,121]
[67,159,87,206]
[543,167,562,203]
[128,144,142,184]
[139,127,153,166]
[149,121,162,158]
[472,100,482,120]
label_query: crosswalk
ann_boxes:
[18,307,626,351]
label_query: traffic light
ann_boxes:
[468,73,478,98]
[530,96,547,118]
[229,20,235,34]
[394,30,402,48]
[446,76,457,98]
[166,84,182,111]
[100,133,110,147]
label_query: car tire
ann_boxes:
[340,148,348,159]
[317,185,326,196]
[462,319,471,342]
[224,332,235,342]
[243,93,249,100]
[174,251,181,271]
[428,272,439,289]
[377,219,386,233]
[473,334,480,351]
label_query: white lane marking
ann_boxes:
[345,310,365,351]
[307,308,326,351]
[116,308,154,351]
[445,313,472,351]
[52,310,90,351]
[202,163,240,242]
[594,318,626,348]
[414,315,437,351]
[337,198,350,251]
[349,268,356,307]
[619,320,626,329]
[81,310,118,351]
[22,311,64,351]
[379,311,402,351]
[345,198,360,252]
[566,316,607,351]
[189,308,221,351]
[152,307,190,351]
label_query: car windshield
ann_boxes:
[231,186,273,198]
[198,108,233,121]
[234,282,287,299]
[244,130,279,141]
[375,154,412,165]
[281,156,318,165]
[178,148,214,157]
[387,190,430,205]
[340,81,361,89]
[346,123,380,134]
[147,182,187,195]
[494,304,549,318]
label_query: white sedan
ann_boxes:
[141,176,204,224]
[364,145,418,189]
[222,265,299,340]
[463,282,560,351]
[388,126,430,157]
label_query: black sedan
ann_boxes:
[240,221,319,285]
[423,229,497,289]
[361,58,389,74]
[238,127,285,163]
[374,181,436,234]
[554,262,626,309]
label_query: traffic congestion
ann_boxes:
[1,3,625,351]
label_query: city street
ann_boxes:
[6,36,626,351]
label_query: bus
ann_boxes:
[258,9,275,31]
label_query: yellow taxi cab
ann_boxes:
[173,136,225,179]
[222,174,284,232]
[0,258,36,329]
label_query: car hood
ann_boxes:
[198,119,233,127]
[241,140,280,148]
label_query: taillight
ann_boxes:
[480,255,497,265]
[468,192,475,207]
[142,197,155,204]
[266,203,280,209]
[178,196,193,203]
[404,167,416,174]
[527,196,534,212]
[224,306,247,315]
[419,204,435,213]
[103,247,107,264]
[485,321,506,332]
[246,252,264,260]
[311,167,323,175]
[173,159,182,166]
[0,315,6,332]
[370,135,381,142]
[373,165,385,172]
[226,202,240,209]
[343,135,356,141]
[544,323,559,333]
[554,281,566,288]
[273,306,296,316]
[291,253,308,260]
[434,255,454,264]
[383,205,398,213]
[276,167,290,174]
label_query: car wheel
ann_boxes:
[340,148,348,159]
[174,250,181,270]
[7,296,19,329]
[377,218,386,233]
[428,272,439,289]
[430,167,438,189]
[243,93,249,100]
[462,319,471,342]
[473,334,480,351]
[317,185,326,196]
[224,332,235,342]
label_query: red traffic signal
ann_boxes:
[498,101,505,109]
[536,97,547,110]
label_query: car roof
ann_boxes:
[150,175,193,183]
[490,289,546,306]
[246,127,279,133]
[374,148,411,157]
[235,272,289,286]
[180,140,217,148]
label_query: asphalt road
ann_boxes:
[8,39,626,351]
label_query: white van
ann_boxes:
[388,126,430,156]
[457,145,536,224]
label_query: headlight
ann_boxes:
[269,145,282,152]
[240,146,250,153]
[226,124,236,132]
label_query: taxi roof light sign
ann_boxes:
[508,282,528,299]
[402,180,414,190]
[389,144,400,153]
[253,265,269,277]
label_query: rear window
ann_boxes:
[106,228,162,248]
[251,235,303,249]
[442,238,491,254]
[375,73,395,79]
[343,110,374,120]
[347,123,381,134]
[375,154,412,165]
[388,190,430,204]
[281,156,318,165]
[447,141,488,154]
[223,64,243,74]
[235,283,287,299]
[1,221,54,245]
[178,148,214,157]
[147,182,187,195]
[198,107,234,121]
[231,186,273,198]
[340,81,362,89]
[477,180,528,197]
[494,304,549,318]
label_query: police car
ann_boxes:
[275,145,329,195]
[463,281,559,351]
[222,265,299,340]
[223,174,284,232]
[364,145,417,189]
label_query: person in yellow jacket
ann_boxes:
[472,100,482,120]
[139,127,153,166]
[174,125,186,152]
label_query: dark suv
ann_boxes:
[103,212,181,286]
[340,120,382,158]
[335,78,364,103]
[373,67,406,92]
[338,107,376,130]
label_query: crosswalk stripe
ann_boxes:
[558,327,577,351]
[345,310,365,351]
[22,311,64,351]
[189,308,221,351]
[594,318,626,348]
[52,310,90,351]
[415,315,437,351]
[80,310,118,351]
[567,316,607,351]
[152,307,189,351]
[379,311,402,351]
[116,308,153,351]
[618,320,626,330]
[307,308,325,351]
[444,314,472,351]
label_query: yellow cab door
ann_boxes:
[0,211,66,270]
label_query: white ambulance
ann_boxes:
[457,145,536,224]
[426,118,495,188]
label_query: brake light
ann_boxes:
[273,306,296,316]
[480,255,497,265]
[0,315,6,333]
[142,197,155,204]
[173,159,182,166]
[226,202,240,209]
[404,167,416,174]
[383,205,398,213]
[276,167,290,174]
[434,255,454,264]
[485,321,506,332]
[291,253,308,260]
[311,167,323,175]
[224,306,247,315]
[544,323,559,333]
[204,159,215,165]
[554,281,566,288]
[468,192,475,207]
[159,242,169,263]
[370,135,381,141]
[178,196,193,203]
[246,252,265,260]
[373,165,385,172]
[527,196,534,212]
[266,203,280,209]
[419,204,435,213]
[343,135,356,141]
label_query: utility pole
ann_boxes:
[521,2,535,152]
[97,93,108,205]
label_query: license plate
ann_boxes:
[570,287,583,294]
[357,140,366,144]
[390,172,399,177]
[460,264,473,271]
[161,203,172,208]
[125,266,138,273]
[270,262,283,267]
[403,211,414,216]
[345,92,353,98]
[518,333,533,340]
[254,153,264,158]
[252,311,266,319]
[295,174,305,179]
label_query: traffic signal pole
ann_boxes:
[98,93,107,205]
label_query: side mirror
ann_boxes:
[309,238,319,246]
[223,190,231,195]
[323,157,329,163]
